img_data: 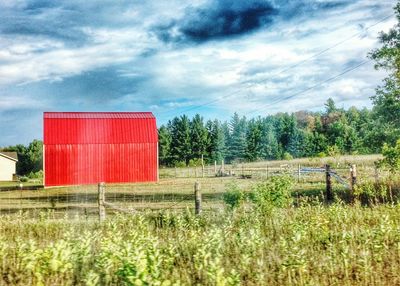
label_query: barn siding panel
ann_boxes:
[44,112,158,186]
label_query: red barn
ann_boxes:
[43,112,158,187]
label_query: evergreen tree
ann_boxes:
[190,114,209,162]
[227,113,247,162]
[207,119,226,163]
[245,119,263,161]
[170,115,191,166]
[158,125,171,166]
[260,117,280,159]
[275,113,298,155]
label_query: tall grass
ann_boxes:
[1,203,400,285]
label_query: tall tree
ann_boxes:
[190,114,209,162]
[227,113,247,162]
[158,125,171,166]
[259,117,280,159]
[169,115,191,166]
[207,119,226,163]
[369,2,400,145]
[245,119,263,161]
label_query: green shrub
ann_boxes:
[378,139,400,174]
[19,176,29,182]
[223,182,245,209]
[327,145,341,157]
[282,152,293,161]
[251,176,294,212]
[173,161,186,168]
[28,170,43,179]
[188,158,203,167]
[353,180,398,205]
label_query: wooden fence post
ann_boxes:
[297,164,301,183]
[221,159,225,174]
[350,164,357,191]
[214,161,217,175]
[194,182,202,215]
[98,182,106,222]
[266,165,269,179]
[374,164,379,184]
[325,165,333,202]
[201,154,205,178]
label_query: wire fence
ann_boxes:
[0,162,393,218]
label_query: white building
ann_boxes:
[0,152,18,181]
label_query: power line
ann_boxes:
[248,58,372,116]
[157,13,393,118]
[271,14,393,77]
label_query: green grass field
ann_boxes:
[0,154,399,285]
[1,203,400,285]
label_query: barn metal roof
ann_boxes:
[43,112,158,145]
[44,112,155,119]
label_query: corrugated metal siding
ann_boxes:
[44,118,157,144]
[44,112,158,186]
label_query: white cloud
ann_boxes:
[0,0,396,144]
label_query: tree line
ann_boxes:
[158,98,398,166]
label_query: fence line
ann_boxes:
[98,181,202,222]
[0,162,376,217]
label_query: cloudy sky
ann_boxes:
[0,0,397,145]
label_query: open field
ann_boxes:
[0,172,334,216]
[0,154,390,216]
[2,203,400,285]
[1,154,399,285]
[160,154,385,181]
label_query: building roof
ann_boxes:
[0,152,18,162]
[44,112,155,119]
[43,112,158,145]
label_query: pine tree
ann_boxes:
[245,119,262,161]
[207,119,226,163]
[227,113,247,162]
[170,115,191,166]
[190,114,209,162]
[158,125,171,166]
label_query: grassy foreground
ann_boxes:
[1,203,400,285]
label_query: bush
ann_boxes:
[173,161,186,168]
[19,176,29,182]
[353,179,400,205]
[378,139,400,174]
[188,158,203,167]
[327,145,341,157]
[223,182,245,209]
[28,170,43,179]
[251,176,294,212]
[282,152,293,161]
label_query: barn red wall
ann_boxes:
[43,112,158,186]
